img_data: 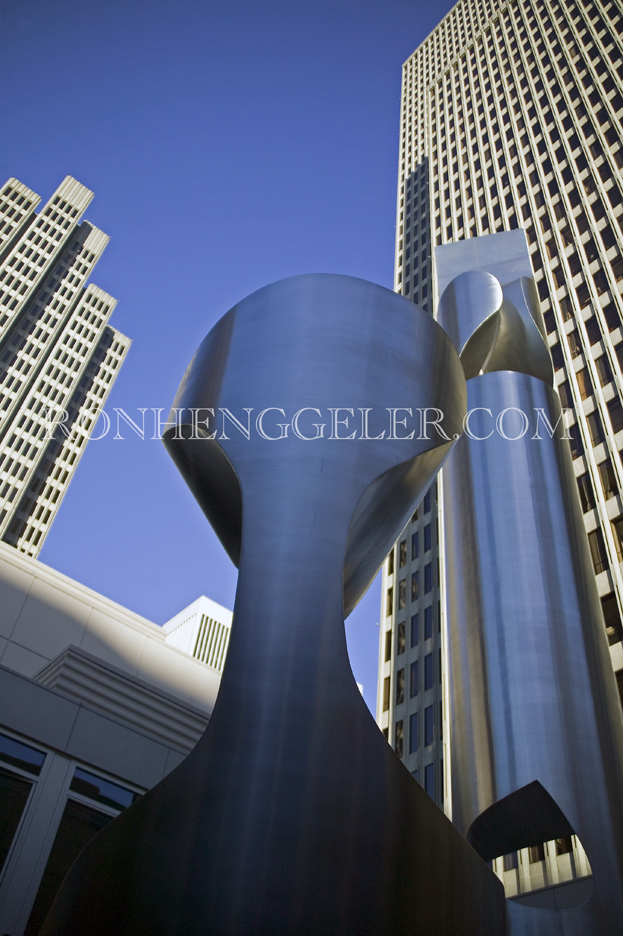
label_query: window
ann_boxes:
[529,843,545,863]
[385,629,392,663]
[0,733,45,775]
[386,587,393,617]
[397,620,406,655]
[595,355,613,387]
[587,411,605,446]
[424,606,433,639]
[608,397,623,435]
[398,578,406,610]
[602,592,623,645]
[612,517,623,562]
[382,676,391,711]
[388,550,394,575]
[588,528,609,574]
[423,489,431,513]
[399,539,407,568]
[410,613,419,646]
[409,712,419,753]
[396,669,405,705]
[577,473,596,513]
[598,458,617,499]
[412,531,419,559]
[412,571,419,601]
[424,563,433,594]
[568,330,582,357]
[503,852,518,871]
[69,768,138,811]
[410,660,419,697]
[424,653,434,690]
[556,837,573,856]
[425,705,434,746]
[424,763,435,798]
[424,523,432,552]
[576,368,592,399]
[395,720,404,758]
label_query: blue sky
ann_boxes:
[0,0,454,711]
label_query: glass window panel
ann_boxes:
[410,613,419,647]
[425,705,434,746]
[409,712,419,753]
[424,762,435,798]
[70,768,138,811]
[0,766,32,874]
[0,732,45,775]
[24,800,115,936]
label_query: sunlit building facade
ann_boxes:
[0,176,129,557]
[377,0,623,895]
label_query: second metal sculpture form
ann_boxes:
[40,274,505,934]
[437,231,623,936]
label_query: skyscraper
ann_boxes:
[377,0,623,866]
[0,176,129,557]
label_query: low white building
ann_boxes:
[0,542,230,936]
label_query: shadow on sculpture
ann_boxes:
[40,274,505,935]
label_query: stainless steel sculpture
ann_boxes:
[40,274,505,935]
[437,232,623,935]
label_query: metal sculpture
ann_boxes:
[437,231,623,935]
[40,274,505,935]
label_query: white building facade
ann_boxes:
[0,176,130,557]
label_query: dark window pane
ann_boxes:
[411,531,419,560]
[409,712,419,753]
[424,606,433,640]
[410,613,419,647]
[398,579,406,610]
[69,769,138,811]
[568,330,582,357]
[423,490,431,513]
[577,473,596,513]
[551,343,564,369]
[503,852,518,871]
[399,540,407,568]
[397,620,406,655]
[0,733,45,776]
[576,368,593,400]
[587,411,605,446]
[395,720,404,758]
[598,458,617,499]
[410,657,419,697]
[384,629,392,663]
[424,654,434,690]
[608,397,623,435]
[396,669,405,706]
[558,381,572,409]
[24,800,114,936]
[595,355,613,387]
[568,423,584,459]
[387,551,394,576]
[556,837,573,856]
[602,593,623,646]
[585,317,602,344]
[424,524,432,552]
[382,676,391,712]
[529,843,545,863]
[588,528,609,574]
[0,767,32,875]
[424,762,435,798]
[425,705,434,746]
[424,563,433,594]
[386,587,393,617]
[411,571,419,601]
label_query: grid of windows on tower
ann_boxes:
[378,482,445,807]
[379,0,623,818]
[0,177,129,557]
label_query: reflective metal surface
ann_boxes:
[437,234,623,936]
[41,274,506,935]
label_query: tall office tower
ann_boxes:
[0,176,130,558]
[377,0,623,826]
